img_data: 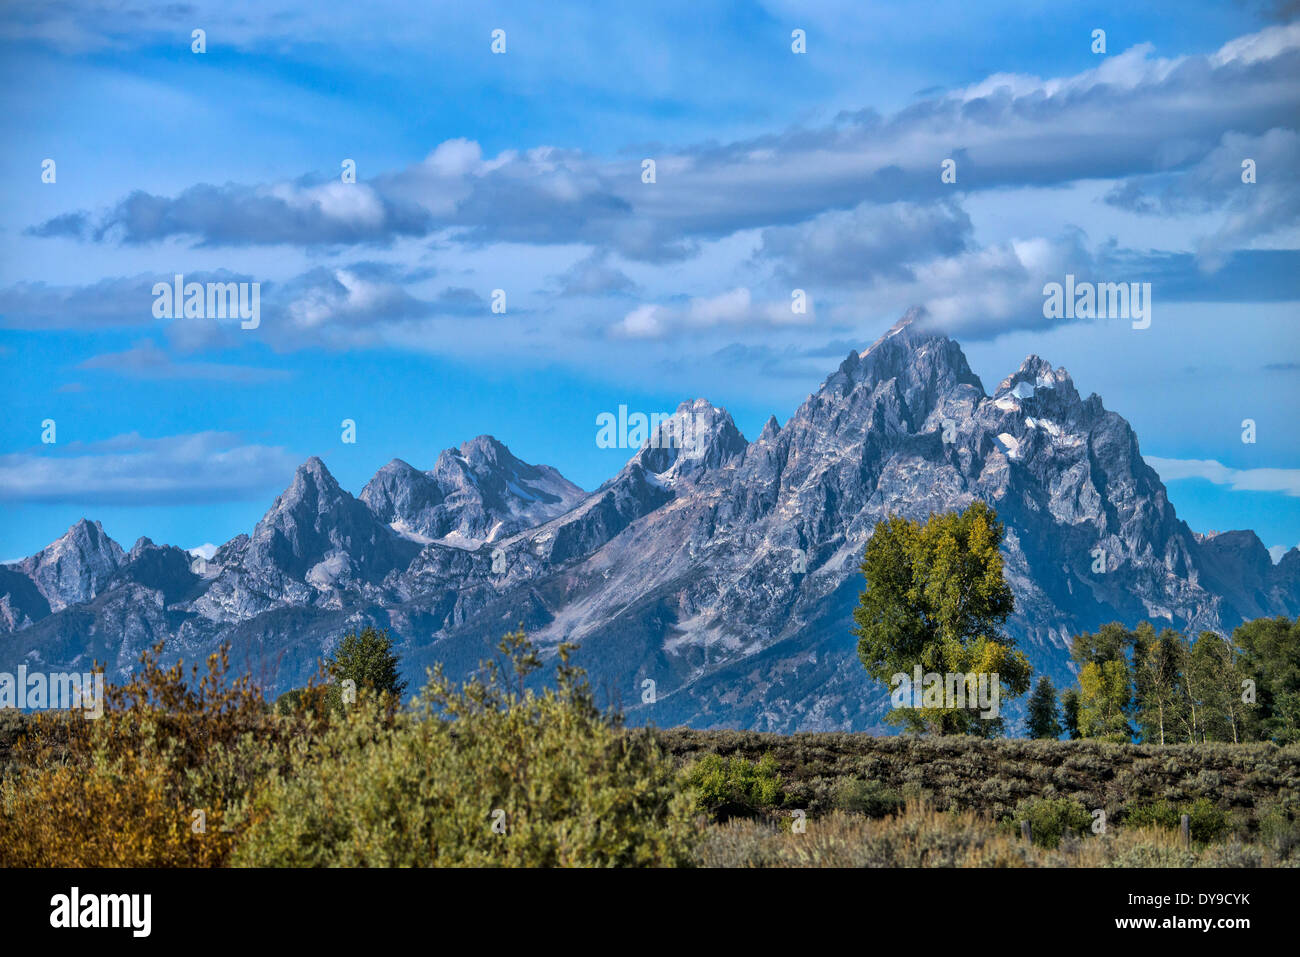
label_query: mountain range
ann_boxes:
[4,314,1298,731]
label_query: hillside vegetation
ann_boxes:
[2,611,1297,868]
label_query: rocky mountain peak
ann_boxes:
[791,316,985,448]
[361,437,584,547]
[290,456,343,498]
[128,536,156,560]
[758,415,782,443]
[241,456,416,581]
[882,305,928,337]
[855,316,983,399]
[455,435,512,470]
[359,459,443,535]
[17,518,125,612]
[635,399,748,478]
[376,457,420,477]
[995,356,1079,404]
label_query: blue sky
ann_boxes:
[1,0,1298,560]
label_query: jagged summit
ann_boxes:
[16,519,124,613]
[996,356,1078,402]
[880,305,929,339]
[635,399,748,478]
[293,455,339,487]
[128,536,155,559]
[363,435,584,548]
[376,457,419,474]
[453,434,513,469]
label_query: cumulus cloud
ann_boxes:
[1146,456,1300,497]
[9,20,1299,359]
[28,23,1300,262]
[0,274,169,329]
[0,264,443,348]
[28,181,431,247]
[1104,127,1300,271]
[0,432,301,505]
[612,287,814,339]
[756,200,973,284]
[551,251,638,297]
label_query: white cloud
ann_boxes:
[1267,544,1298,564]
[1211,21,1300,67]
[0,432,300,505]
[1146,456,1300,497]
[614,287,814,339]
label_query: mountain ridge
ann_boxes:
[4,315,1297,731]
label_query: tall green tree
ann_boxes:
[1189,631,1245,743]
[1133,622,1185,745]
[327,625,408,702]
[1026,676,1061,739]
[1071,623,1135,742]
[1077,660,1133,741]
[1060,687,1082,739]
[1234,615,1300,744]
[853,501,1030,736]
[1071,621,1134,670]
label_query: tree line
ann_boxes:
[1026,615,1300,745]
[852,501,1300,744]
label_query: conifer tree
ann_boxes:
[1026,676,1061,739]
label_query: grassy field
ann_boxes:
[658,729,1300,820]
[659,729,1300,866]
[694,804,1297,867]
[5,707,1299,867]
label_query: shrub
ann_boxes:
[1126,799,1181,831]
[693,801,1282,868]
[235,630,696,867]
[683,752,784,821]
[0,642,306,867]
[1015,797,1093,848]
[1184,797,1229,843]
[1124,797,1228,843]
[834,778,903,818]
[697,804,1038,867]
[1257,799,1300,858]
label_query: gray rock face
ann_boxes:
[360,436,585,548]
[0,567,50,633]
[188,456,422,625]
[12,519,124,614]
[3,315,1298,727]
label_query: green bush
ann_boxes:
[0,643,299,867]
[1257,799,1300,857]
[1126,799,1181,831]
[235,631,696,867]
[683,752,784,821]
[1125,797,1228,843]
[834,778,903,818]
[1015,797,1093,848]
[1184,797,1229,843]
